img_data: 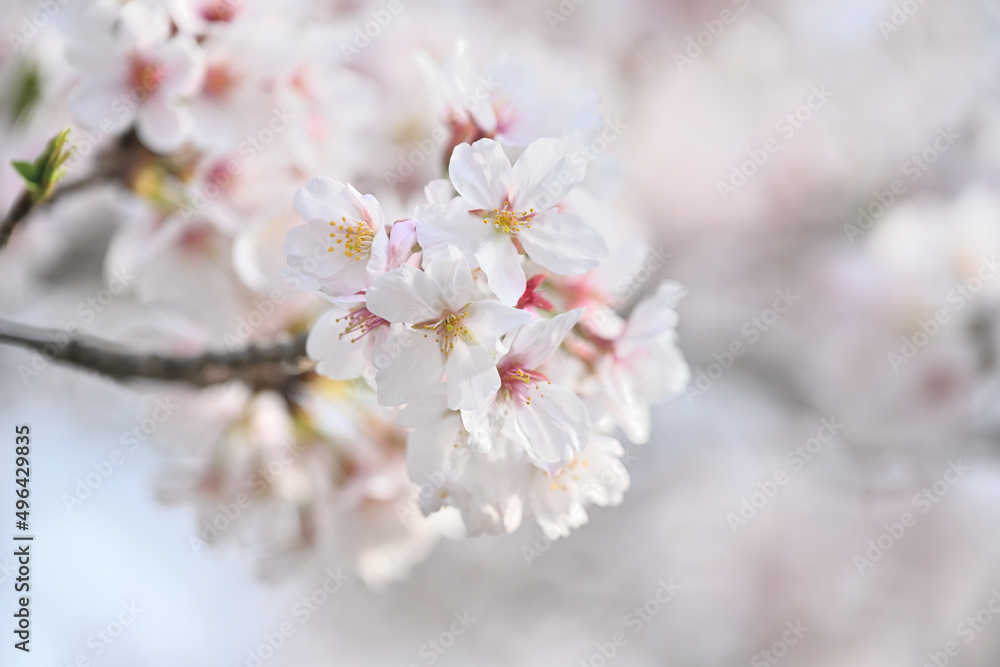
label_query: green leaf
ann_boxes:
[11,161,39,185]
[10,128,73,202]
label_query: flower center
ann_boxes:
[336,307,387,343]
[473,201,534,235]
[204,64,237,98]
[200,0,237,22]
[205,160,236,192]
[414,308,474,356]
[129,57,165,93]
[328,216,375,261]
[178,223,216,254]
[548,457,588,490]
[500,366,550,405]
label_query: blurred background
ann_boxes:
[4,0,1000,665]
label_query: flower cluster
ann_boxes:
[287,136,689,538]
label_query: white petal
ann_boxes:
[465,300,533,349]
[504,309,583,370]
[366,265,443,323]
[355,189,386,228]
[397,384,450,428]
[599,360,652,444]
[283,223,369,296]
[509,138,585,211]
[460,394,506,453]
[460,60,498,134]
[444,342,501,411]
[294,178,372,225]
[518,212,608,275]
[448,139,510,210]
[366,226,390,284]
[528,434,629,539]
[531,493,584,540]
[406,414,463,482]
[68,78,130,130]
[136,97,189,153]
[190,99,239,152]
[512,383,590,463]
[374,329,444,407]
[572,435,630,507]
[415,197,491,260]
[119,0,171,49]
[158,34,206,98]
[619,338,690,405]
[66,8,120,72]
[424,178,454,206]
[623,281,685,342]
[423,245,474,312]
[475,235,525,305]
[306,308,369,380]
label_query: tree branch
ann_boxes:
[0,190,33,251]
[0,317,310,387]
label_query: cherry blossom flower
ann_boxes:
[591,281,690,444]
[398,387,529,536]
[399,386,631,540]
[67,0,205,153]
[527,434,630,540]
[417,137,609,304]
[188,21,275,153]
[462,309,591,463]
[167,0,248,35]
[284,178,387,298]
[365,245,532,410]
[306,303,389,385]
[304,219,419,385]
[416,40,601,151]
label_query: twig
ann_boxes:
[1,128,147,252]
[0,168,112,252]
[0,172,109,251]
[0,190,33,251]
[0,317,310,387]
[45,168,113,206]
[47,129,150,206]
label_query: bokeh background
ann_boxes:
[4,0,1000,665]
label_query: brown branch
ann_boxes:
[0,317,310,387]
[0,190,33,251]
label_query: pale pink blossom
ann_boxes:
[365,245,532,410]
[67,0,205,153]
[417,138,609,304]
